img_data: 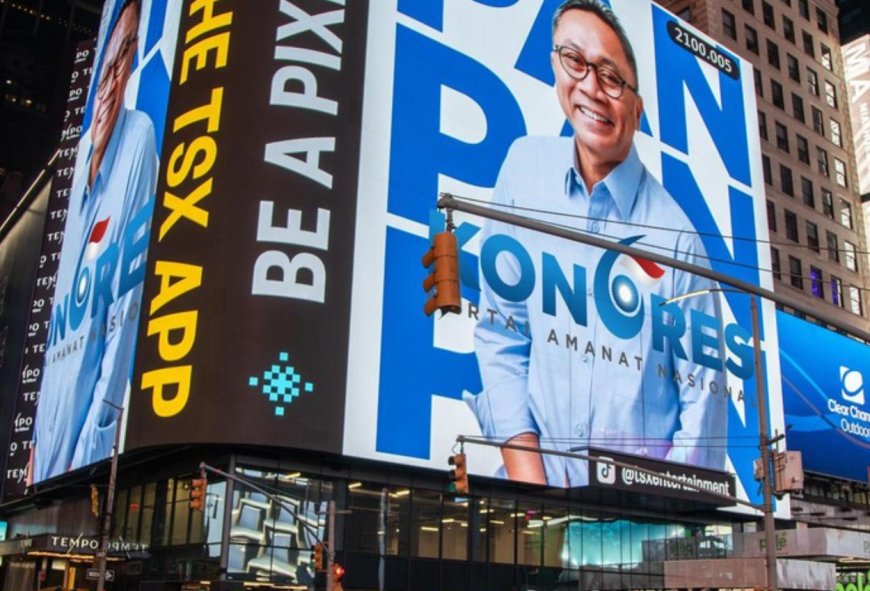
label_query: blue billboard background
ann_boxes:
[779,311,870,482]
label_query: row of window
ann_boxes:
[760,117,849,189]
[762,153,850,223]
[739,0,829,37]
[771,246,863,314]
[767,200,858,272]
[723,7,834,72]
[756,76,844,148]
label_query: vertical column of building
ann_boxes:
[658,0,870,332]
[1,39,95,499]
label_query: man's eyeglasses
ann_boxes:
[553,45,637,100]
[97,35,138,97]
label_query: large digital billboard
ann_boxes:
[25,0,783,512]
[778,311,870,483]
[27,0,180,485]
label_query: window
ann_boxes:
[759,111,768,140]
[827,230,840,262]
[771,247,782,280]
[817,146,829,176]
[848,286,862,316]
[775,121,789,151]
[746,25,759,54]
[830,119,842,147]
[844,241,857,271]
[791,93,804,122]
[754,68,764,96]
[824,81,837,107]
[780,164,794,195]
[811,106,824,134]
[821,44,832,70]
[767,40,780,68]
[772,80,784,109]
[763,1,775,27]
[797,134,809,164]
[767,39,779,70]
[723,9,737,39]
[800,176,814,206]
[787,54,800,81]
[839,199,853,229]
[806,221,820,252]
[831,275,843,307]
[789,256,803,289]
[743,0,755,14]
[834,158,848,187]
[785,209,799,240]
[783,15,795,42]
[802,31,815,57]
[767,200,777,231]
[763,155,772,184]
[816,8,828,33]
[810,266,824,298]
[677,7,691,20]
[822,188,834,217]
[798,0,808,19]
[807,67,819,95]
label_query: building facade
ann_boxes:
[660,0,870,331]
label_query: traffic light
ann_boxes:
[448,453,469,494]
[333,563,346,591]
[189,476,207,511]
[90,484,100,517]
[422,230,461,316]
[312,542,324,571]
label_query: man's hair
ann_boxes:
[552,0,638,88]
[108,0,140,40]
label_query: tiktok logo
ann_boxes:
[596,457,616,484]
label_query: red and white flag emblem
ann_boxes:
[85,217,110,260]
[619,254,665,287]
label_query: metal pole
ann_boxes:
[96,403,123,591]
[326,499,335,591]
[751,295,778,591]
[437,193,870,344]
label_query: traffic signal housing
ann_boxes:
[333,563,346,591]
[90,484,100,517]
[313,542,324,571]
[422,231,461,316]
[189,476,207,511]
[448,453,469,494]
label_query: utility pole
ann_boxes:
[751,294,778,591]
[96,401,123,591]
[326,499,335,591]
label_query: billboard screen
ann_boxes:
[778,311,870,482]
[27,0,783,510]
[28,0,180,484]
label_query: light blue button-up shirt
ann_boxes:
[466,136,726,486]
[33,108,156,482]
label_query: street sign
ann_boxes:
[86,568,114,582]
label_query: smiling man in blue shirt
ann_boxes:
[31,0,156,484]
[467,0,725,486]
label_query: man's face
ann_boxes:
[552,9,643,170]
[92,5,138,157]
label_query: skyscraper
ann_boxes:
[658,0,870,331]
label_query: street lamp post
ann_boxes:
[664,288,778,591]
[96,401,123,591]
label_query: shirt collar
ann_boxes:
[565,143,645,220]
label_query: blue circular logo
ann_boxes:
[611,274,639,314]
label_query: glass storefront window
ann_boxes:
[441,494,468,560]
[409,489,441,558]
[487,497,515,564]
[346,481,411,557]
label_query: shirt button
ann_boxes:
[575,425,587,437]
[590,222,601,233]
